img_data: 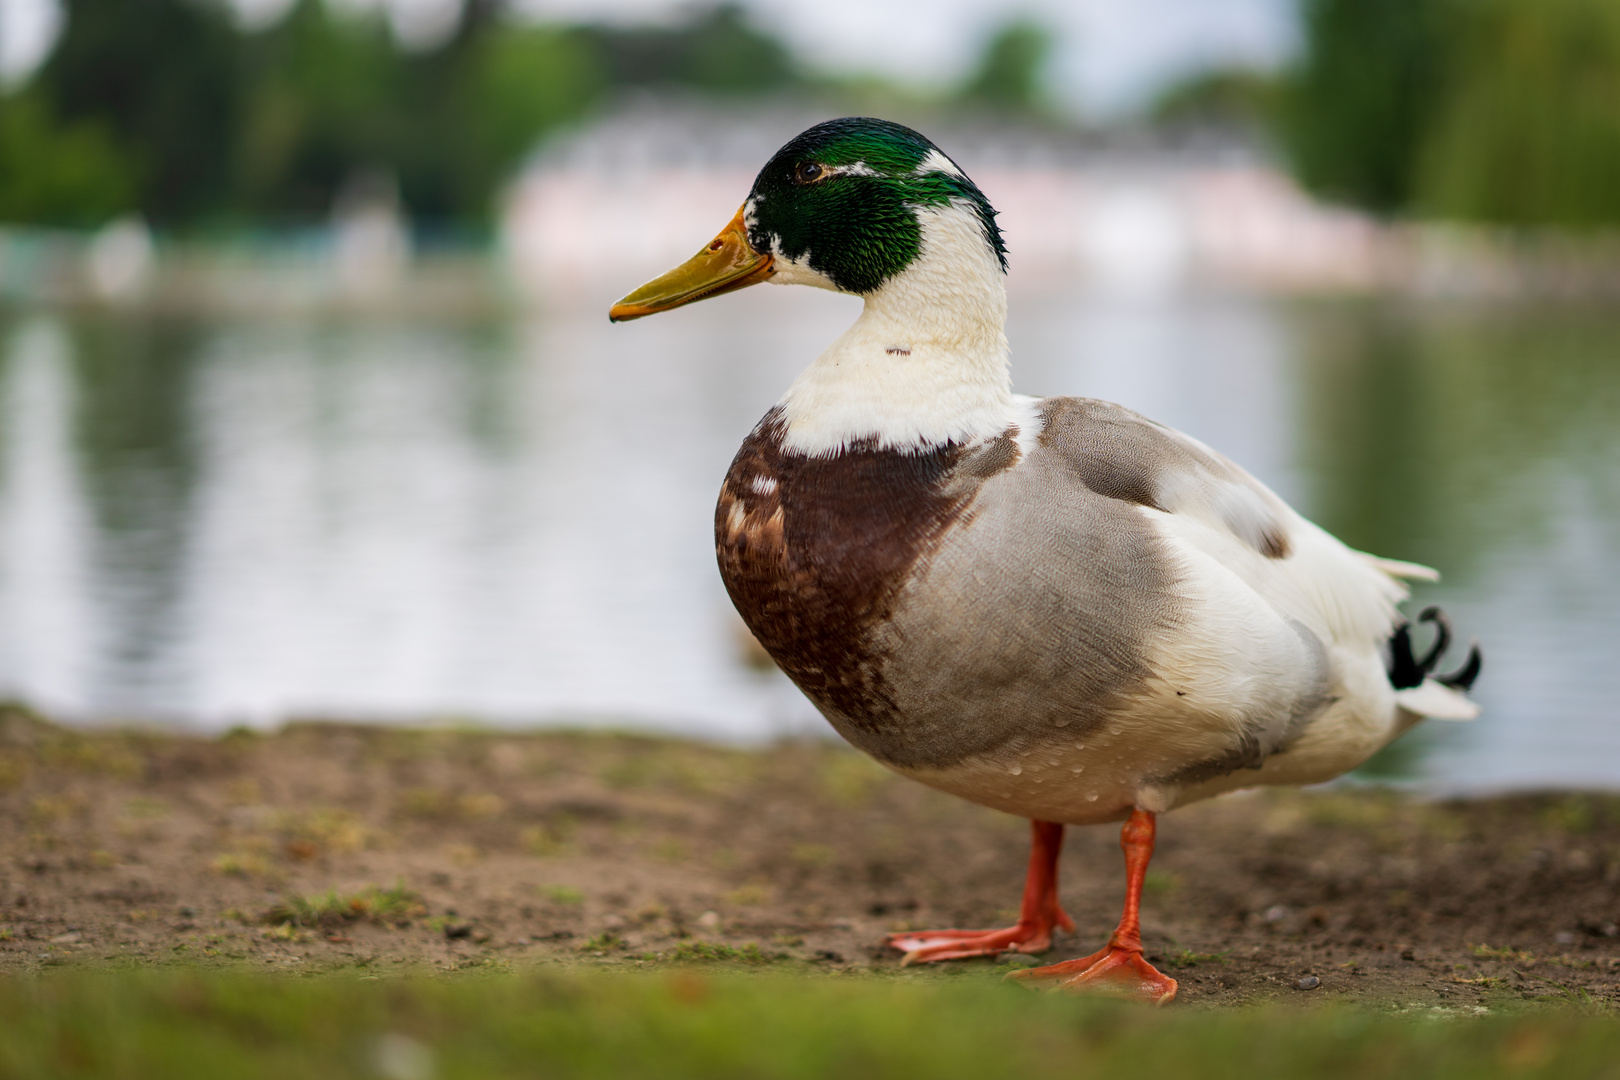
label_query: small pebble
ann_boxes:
[1554,931,1576,945]
[1297,976,1321,991]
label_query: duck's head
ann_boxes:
[610,117,1006,321]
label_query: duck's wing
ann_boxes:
[853,395,1477,818]
[1032,397,1479,724]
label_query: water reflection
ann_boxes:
[1291,303,1620,789]
[0,320,96,711]
[0,290,1616,790]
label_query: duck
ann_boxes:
[609,117,1482,1005]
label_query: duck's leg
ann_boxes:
[1009,809,1178,1005]
[887,820,1075,963]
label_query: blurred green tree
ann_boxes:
[1150,68,1279,131]
[0,94,135,225]
[579,4,798,95]
[444,25,607,222]
[1281,0,1454,215]
[30,0,243,225]
[959,20,1053,114]
[1416,0,1620,227]
[234,0,411,223]
[0,1,809,230]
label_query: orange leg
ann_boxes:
[887,820,1076,963]
[1009,809,1178,1005]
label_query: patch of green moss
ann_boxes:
[261,883,424,929]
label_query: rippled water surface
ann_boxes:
[1,284,1617,790]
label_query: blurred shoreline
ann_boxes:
[0,225,507,321]
[9,216,1620,321]
[0,702,1612,798]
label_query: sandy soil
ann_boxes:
[2,704,1617,1008]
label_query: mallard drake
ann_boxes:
[610,117,1481,1004]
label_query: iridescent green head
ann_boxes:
[609,118,1004,322]
[745,117,1006,294]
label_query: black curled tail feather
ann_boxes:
[1415,605,1451,669]
[1388,606,1483,692]
[1438,642,1482,691]
[1387,623,1425,689]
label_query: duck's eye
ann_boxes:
[794,162,825,184]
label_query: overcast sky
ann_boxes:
[2,0,1299,117]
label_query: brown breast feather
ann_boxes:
[715,409,1018,733]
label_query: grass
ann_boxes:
[540,884,586,905]
[664,941,775,964]
[1,969,1618,1080]
[1164,948,1231,969]
[260,883,424,929]
[1475,944,1539,964]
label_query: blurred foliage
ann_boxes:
[958,20,1053,114]
[27,0,244,224]
[577,4,798,95]
[0,0,801,231]
[1283,0,1620,226]
[8,0,1620,231]
[1150,68,1280,130]
[1415,0,1620,227]
[449,25,608,224]
[1281,0,1454,215]
[0,94,134,224]
[231,0,420,223]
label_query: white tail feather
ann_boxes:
[1363,554,1441,582]
[1394,679,1480,721]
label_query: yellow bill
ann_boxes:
[609,205,774,322]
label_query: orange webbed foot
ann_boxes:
[887,820,1074,965]
[1008,942,1178,1005]
[1007,808,1178,1005]
[887,909,1075,965]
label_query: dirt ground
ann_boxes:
[2,703,1617,1009]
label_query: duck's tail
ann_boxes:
[1388,606,1482,721]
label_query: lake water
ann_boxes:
[1,282,1617,791]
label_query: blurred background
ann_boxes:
[0,0,1616,790]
